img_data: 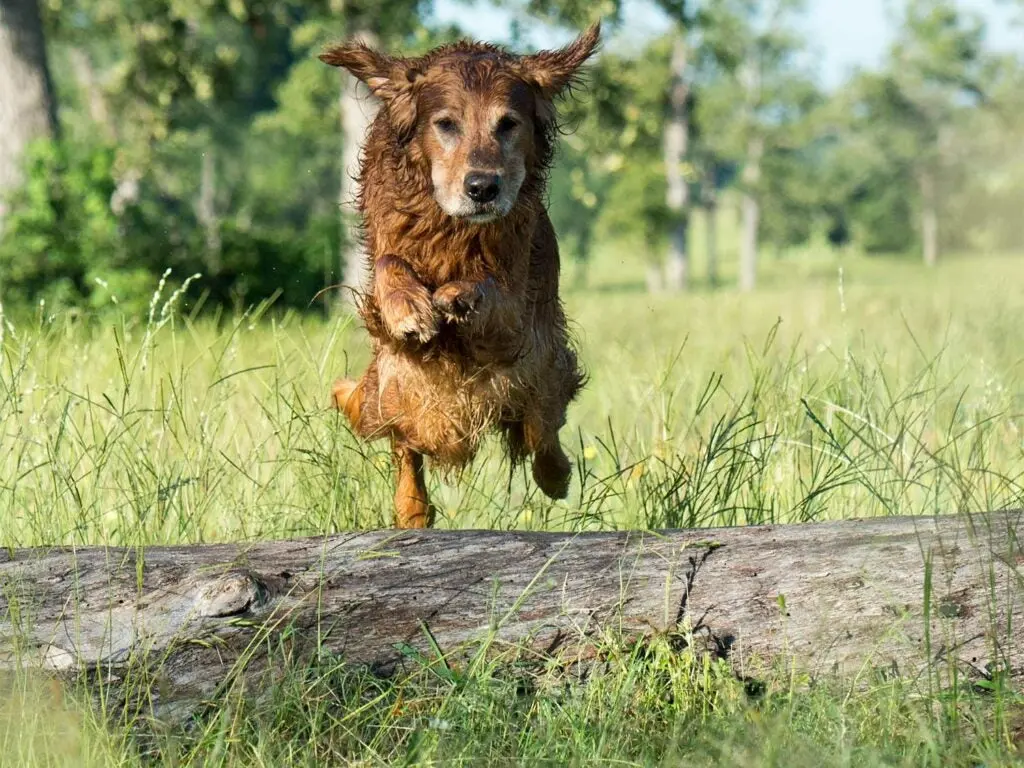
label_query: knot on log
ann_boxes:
[40,643,75,671]
[195,570,268,618]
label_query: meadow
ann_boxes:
[1,246,1023,765]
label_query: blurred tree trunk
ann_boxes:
[705,191,718,288]
[919,168,938,268]
[702,159,719,287]
[645,263,663,293]
[738,49,763,294]
[0,0,58,231]
[338,29,378,307]
[662,32,690,292]
[739,135,763,293]
[68,47,115,142]
[197,146,221,273]
[572,226,593,290]
[644,225,663,292]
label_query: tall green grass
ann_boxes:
[1,253,1022,543]
[1,250,1023,765]
[2,634,1022,766]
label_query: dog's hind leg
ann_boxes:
[392,442,434,528]
[518,347,585,501]
[521,417,572,500]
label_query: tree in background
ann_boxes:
[884,0,991,266]
[539,0,696,293]
[821,1,993,265]
[1,0,1023,313]
[691,144,731,287]
[697,0,814,291]
[546,51,630,288]
[654,0,693,292]
[19,0,328,306]
[489,0,636,290]
[588,39,675,290]
[0,0,58,232]
[941,52,1024,253]
[495,0,698,293]
[323,0,431,304]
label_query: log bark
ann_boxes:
[0,513,1021,723]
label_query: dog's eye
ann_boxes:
[434,117,460,135]
[496,115,520,134]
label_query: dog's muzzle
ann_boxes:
[464,172,502,204]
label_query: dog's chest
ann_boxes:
[409,232,509,288]
[372,206,534,288]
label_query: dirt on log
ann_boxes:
[0,512,1021,722]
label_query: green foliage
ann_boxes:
[548,38,673,273]
[493,0,621,27]
[2,0,1023,314]
[822,0,998,259]
[0,139,142,311]
[0,134,342,314]
[1,0,433,314]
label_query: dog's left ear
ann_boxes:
[519,22,601,101]
[320,38,423,142]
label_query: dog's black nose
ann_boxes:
[464,172,501,204]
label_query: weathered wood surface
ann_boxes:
[0,512,1022,721]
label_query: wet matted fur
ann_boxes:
[321,24,599,528]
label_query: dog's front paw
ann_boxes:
[433,281,485,324]
[382,286,439,344]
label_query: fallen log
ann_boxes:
[0,512,1022,722]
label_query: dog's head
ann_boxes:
[321,25,600,224]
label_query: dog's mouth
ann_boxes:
[462,205,501,224]
[458,195,518,224]
[432,178,521,223]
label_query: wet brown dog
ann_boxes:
[321,24,599,528]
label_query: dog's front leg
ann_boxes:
[433,277,526,360]
[433,276,525,332]
[374,255,439,344]
[432,278,491,326]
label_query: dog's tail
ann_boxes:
[332,378,364,430]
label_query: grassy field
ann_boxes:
[1,248,1023,765]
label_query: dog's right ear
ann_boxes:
[320,40,423,141]
[321,41,402,96]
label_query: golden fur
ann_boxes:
[321,24,599,527]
